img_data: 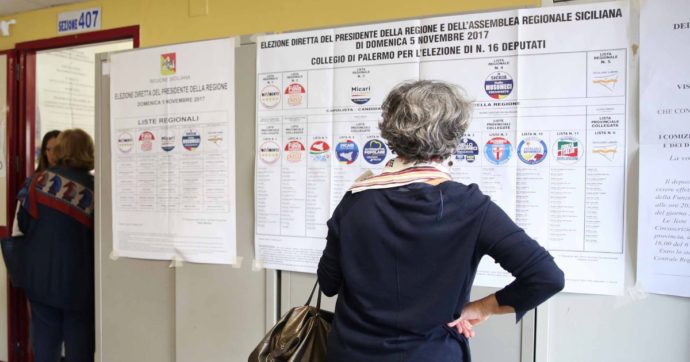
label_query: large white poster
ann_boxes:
[638,0,690,298]
[255,2,630,295]
[110,39,237,264]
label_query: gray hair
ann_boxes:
[380,80,472,163]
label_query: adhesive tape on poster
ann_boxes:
[252,259,264,271]
[109,250,119,261]
[231,256,244,269]
[613,286,648,309]
[168,255,184,268]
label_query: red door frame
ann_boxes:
[9,26,139,362]
[1,48,27,362]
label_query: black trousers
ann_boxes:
[29,300,94,362]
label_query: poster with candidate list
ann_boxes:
[255,2,631,295]
[110,38,237,264]
[637,0,690,298]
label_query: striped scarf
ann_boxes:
[349,158,452,194]
[25,170,95,229]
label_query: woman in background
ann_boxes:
[12,130,60,236]
[37,130,61,172]
[318,80,565,362]
[17,129,95,362]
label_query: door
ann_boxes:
[8,27,138,362]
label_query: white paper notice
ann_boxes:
[36,40,132,141]
[255,2,630,295]
[638,0,690,298]
[110,39,237,264]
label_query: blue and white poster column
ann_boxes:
[110,38,237,264]
[638,0,690,298]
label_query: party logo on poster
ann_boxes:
[259,141,280,164]
[160,131,176,152]
[484,137,512,165]
[517,137,547,165]
[207,128,225,147]
[484,71,513,99]
[285,83,306,106]
[285,140,305,163]
[362,139,387,165]
[554,136,581,164]
[138,131,155,152]
[260,84,281,109]
[309,140,330,162]
[454,137,479,163]
[182,129,201,151]
[160,53,176,75]
[591,70,619,91]
[592,141,617,161]
[117,132,134,153]
[335,140,359,164]
[351,80,371,105]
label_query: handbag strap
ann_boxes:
[304,280,319,306]
[304,280,325,314]
[316,285,323,312]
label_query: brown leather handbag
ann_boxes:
[249,281,334,362]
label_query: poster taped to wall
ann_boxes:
[110,38,237,264]
[254,1,631,295]
[638,0,690,298]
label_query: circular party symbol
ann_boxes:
[554,136,581,164]
[285,83,306,106]
[517,137,547,165]
[309,140,330,162]
[160,131,176,152]
[117,132,134,153]
[484,71,514,100]
[285,140,305,163]
[484,137,512,165]
[182,129,201,151]
[259,141,280,164]
[362,139,387,164]
[351,80,371,105]
[260,84,281,109]
[454,137,479,163]
[138,131,155,152]
[335,140,359,164]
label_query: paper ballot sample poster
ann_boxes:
[255,2,630,295]
[110,39,237,264]
[638,0,690,298]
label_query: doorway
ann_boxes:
[3,26,138,362]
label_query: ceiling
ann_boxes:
[0,0,88,17]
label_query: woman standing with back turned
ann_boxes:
[318,80,564,361]
[17,129,96,362]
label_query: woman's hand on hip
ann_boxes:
[447,294,513,339]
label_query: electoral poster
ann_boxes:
[110,38,237,264]
[638,0,690,298]
[255,2,630,295]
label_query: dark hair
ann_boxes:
[37,130,61,172]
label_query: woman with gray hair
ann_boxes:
[318,80,564,361]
